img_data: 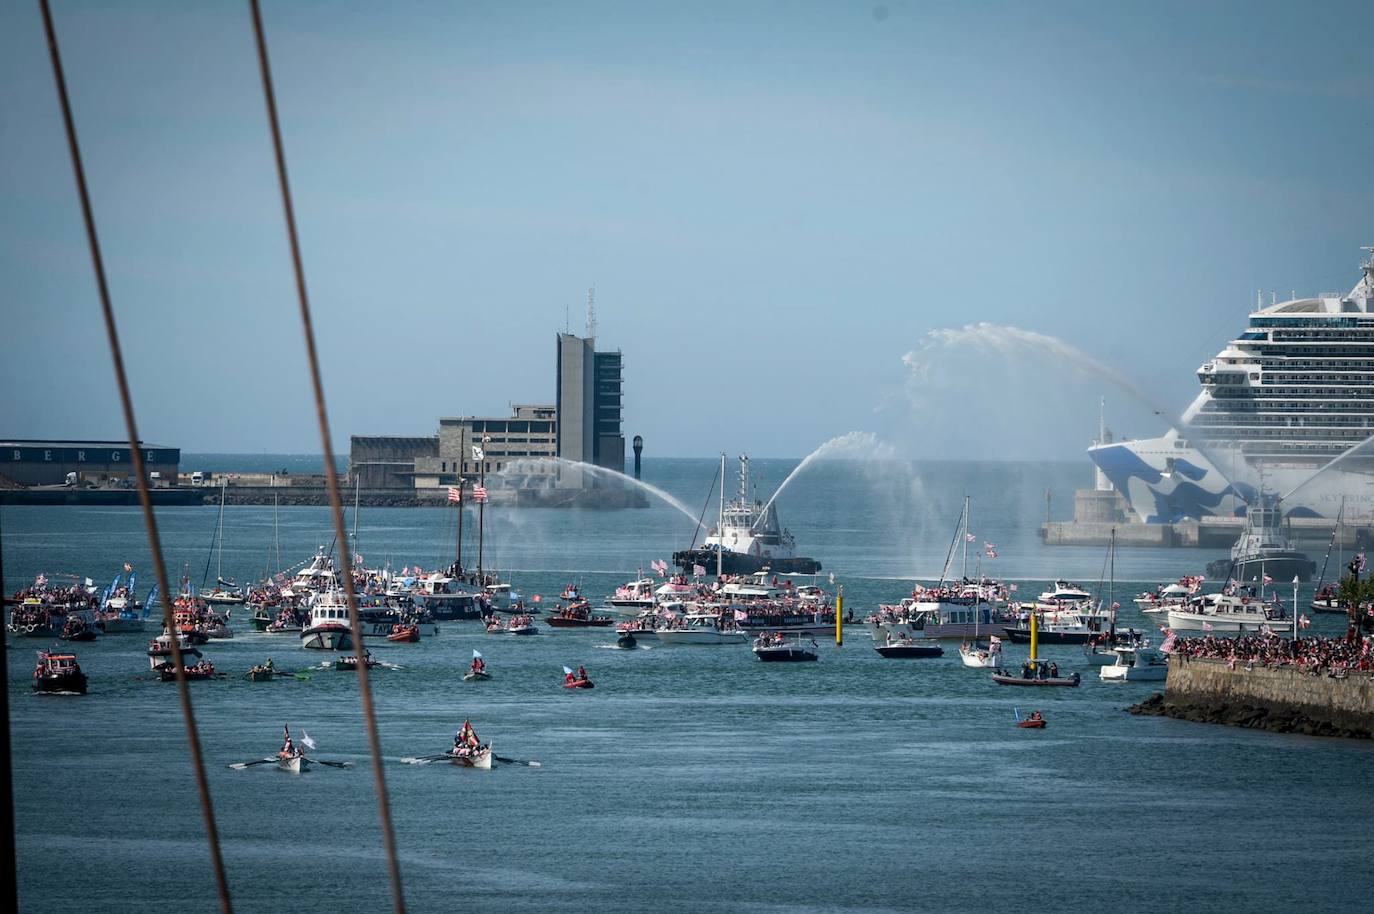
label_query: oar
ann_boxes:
[399,753,454,765]
[228,758,277,770]
[305,757,352,769]
[1013,707,1022,723]
[494,755,542,768]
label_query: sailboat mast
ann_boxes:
[272,481,281,575]
[216,476,226,583]
[961,495,970,581]
[717,453,725,579]
[455,481,464,573]
[477,447,486,579]
[1108,527,1116,636]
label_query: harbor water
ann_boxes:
[7,458,1372,913]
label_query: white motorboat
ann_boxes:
[959,637,1003,668]
[1099,645,1169,682]
[656,612,749,645]
[300,590,355,650]
[608,577,656,609]
[1037,580,1093,605]
[1166,592,1287,634]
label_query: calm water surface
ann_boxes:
[7,459,1371,912]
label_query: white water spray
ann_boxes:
[494,457,700,526]
[754,431,897,525]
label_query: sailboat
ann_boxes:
[1082,529,1143,665]
[959,537,1002,668]
[202,478,245,605]
[1310,499,1345,614]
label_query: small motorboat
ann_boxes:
[277,752,310,773]
[386,623,420,644]
[60,617,98,642]
[991,659,1080,687]
[160,660,218,682]
[752,634,819,662]
[544,603,616,628]
[32,651,88,694]
[616,631,638,649]
[874,634,943,659]
[446,745,493,768]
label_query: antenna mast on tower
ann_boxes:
[586,285,597,341]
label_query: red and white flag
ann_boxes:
[532,594,542,603]
[965,533,976,543]
[447,486,462,504]
[693,564,706,576]
[1262,573,1273,585]
[473,485,488,503]
[1299,614,1311,629]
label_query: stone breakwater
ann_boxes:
[1130,657,1374,739]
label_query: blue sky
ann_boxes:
[3,0,1371,460]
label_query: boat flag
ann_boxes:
[965,533,976,543]
[300,730,316,751]
[1299,614,1311,629]
[1159,628,1177,653]
[1202,621,1214,632]
[1263,573,1273,585]
[448,486,462,504]
[474,485,488,503]
[562,666,574,675]
[472,649,482,659]
[828,572,835,585]
[693,564,706,576]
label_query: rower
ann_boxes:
[471,655,485,674]
[576,665,587,682]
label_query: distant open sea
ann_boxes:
[7,457,1371,913]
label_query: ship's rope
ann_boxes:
[247,2,407,911]
[36,2,234,910]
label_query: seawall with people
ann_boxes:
[1131,656,1374,739]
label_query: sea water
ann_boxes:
[7,458,1371,913]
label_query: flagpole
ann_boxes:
[1292,576,1299,641]
[477,451,485,580]
[455,481,464,575]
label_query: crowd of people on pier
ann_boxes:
[1173,633,1373,676]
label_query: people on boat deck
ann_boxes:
[576,665,587,681]
[453,720,480,754]
[1048,662,1059,678]
[471,656,485,674]
[1029,710,1043,722]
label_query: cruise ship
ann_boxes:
[1090,248,1374,522]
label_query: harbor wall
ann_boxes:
[1131,657,1374,739]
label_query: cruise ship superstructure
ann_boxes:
[1090,249,1374,522]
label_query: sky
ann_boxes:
[2,0,1371,461]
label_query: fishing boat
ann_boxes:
[385,623,420,643]
[32,651,88,694]
[544,604,615,628]
[334,651,379,671]
[656,612,749,645]
[672,455,822,575]
[874,632,944,659]
[751,632,819,662]
[1099,645,1169,682]
[300,590,354,650]
[991,615,1080,687]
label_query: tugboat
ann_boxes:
[751,632,820,662]
[1205,497,1315,583]
[33,651,88,694]
[673,455,822,576]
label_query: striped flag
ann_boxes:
[1262,573,1273,585]
[473,485,488,503]
[447,486,461,504]
[693,564,706,576]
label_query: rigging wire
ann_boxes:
[246,2,407,910]
[37,1,233,910]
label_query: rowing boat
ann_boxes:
[447,745,492,768]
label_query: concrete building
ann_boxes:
[556,332,624,475]
[0,439,180,487]
[348,436,439,489]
